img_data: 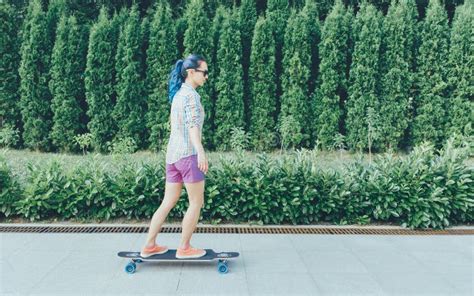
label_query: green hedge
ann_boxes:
[1,138,472,229]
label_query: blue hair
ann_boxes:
[168,54,206,103]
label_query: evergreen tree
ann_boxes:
[214,9,245,150]
[209,5,228,146]
[249,16,277,151]
[413,0,449,147]
[313,0,352,149]
[211,6,227,81]
[183,0,214,149]
[146,1,177,151]
[316,0,338,19]
[140,14,150,83]
[239,0,257,74]
[346,2,383,151]
[266,0,289,69]
[175,16,187,57]
[49,15,87,152]
[278,8,314,148]
[113,5,147,149]
[239,0,257,130]
[0,2,22,134]
[266,0,290,135]
[140,14,151,148]
[114,7,131,94]
[18,0,53,151]
[446,3,473,137]
[379,0,418,150]
[46,0,65,43]
[61,0,100,25]
[202,0,233,19]
[303,0,321,95]
[84,7,118,153]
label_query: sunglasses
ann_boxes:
[194,69,209,77]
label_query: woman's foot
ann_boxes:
[176,246,206,259]
[140,244,169,258]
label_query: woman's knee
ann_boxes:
[188,196,204,209]
[159,200,177,213]
[184,181,204,208]
[160,182,183,211]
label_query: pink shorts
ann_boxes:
[166,154,205,183]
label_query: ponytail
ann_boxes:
[168,60,184,103]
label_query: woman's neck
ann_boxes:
[184,79,198,89]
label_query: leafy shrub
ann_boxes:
[2,137,472,229]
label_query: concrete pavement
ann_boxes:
[1,228,472,295]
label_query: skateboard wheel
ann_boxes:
[125,262,136,274]
[217,262,228,274]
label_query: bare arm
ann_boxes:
[189,126,204,154]
[184,93,207,174]
[189,126,208,174]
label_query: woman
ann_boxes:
[141,54,209,259]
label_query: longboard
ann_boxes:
[118,249,239,274]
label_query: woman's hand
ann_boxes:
[197,150,208,174]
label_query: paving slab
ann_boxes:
[0,230,472,296]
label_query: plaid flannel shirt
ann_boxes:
[165,83,205,164]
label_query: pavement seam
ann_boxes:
[289,235,324,295]
[238,233,251,296]
[25,249,73,295]
[344,236,463,295]
[175,261,183,293]
[403,249,469,293]
[343,239,390,296]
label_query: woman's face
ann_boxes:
[188,61,208,87]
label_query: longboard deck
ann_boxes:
[118,249,239,262]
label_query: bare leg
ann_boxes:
[144,182,183,247]
[179,180,205,249]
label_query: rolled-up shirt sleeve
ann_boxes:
[183,93,201,129]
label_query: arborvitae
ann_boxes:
[175,16,187,57]
[18,0,53,151]
[249,16,277,151]
[413,0,449,147]
[302,0,321,95]
[140,15,150,84]
[146,1,177,151]
[446,3,473,137]
[113,5,147,149]
[214,9,245,151]
[209,5,227,142]
[61,0,100,25]
[278,8,314,148]
[345,6,355,94]
[211,6,227,80]
[239,0,257,72]
[316,0,338,19]
[84,7,118,153]
[346,2,383,151]
[183,0,214,149]
[313,0,352,149]
[140,14,151,149]
[266,0,289,64]
[114,7,130,94]
[45,0,65,47]
[379,0,418,151]
[49,15,87,152]
[0,2,22,134]
[266,0,290,121]
[239,0,257,130]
